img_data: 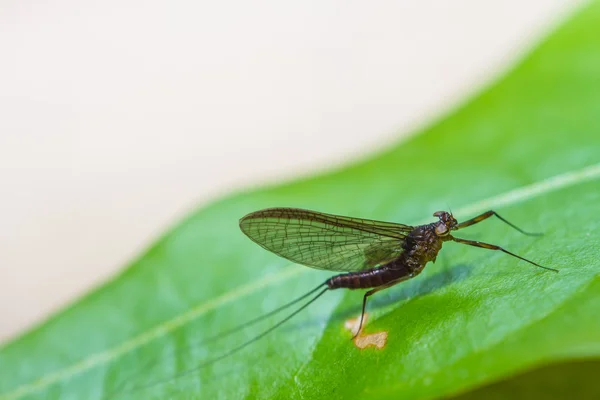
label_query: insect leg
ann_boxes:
[353,279,404,340]
[456,210,541,236]
[451,236,558,272]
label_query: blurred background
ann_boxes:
[0,1,579,343]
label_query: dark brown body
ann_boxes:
[327,223,448,290]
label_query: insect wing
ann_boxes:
[239,208,412,272]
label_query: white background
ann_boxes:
[0,0,579,343]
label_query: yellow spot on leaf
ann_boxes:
[344,313,388,349]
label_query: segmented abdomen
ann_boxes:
[327,264,411,289]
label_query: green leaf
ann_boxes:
[2,3,600,400]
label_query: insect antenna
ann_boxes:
[108,283,330,398]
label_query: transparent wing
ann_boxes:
[239,208,413,272]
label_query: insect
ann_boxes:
[114,207,558,397]
[238,208,558,341]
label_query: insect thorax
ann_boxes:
[401,224,445,270]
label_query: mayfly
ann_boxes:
[115,208,558,397]
[236,208,557,344]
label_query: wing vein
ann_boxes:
[239,208,412,272]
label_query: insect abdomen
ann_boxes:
[327,266,409,290]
